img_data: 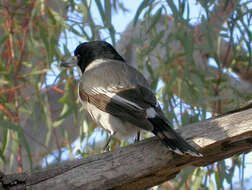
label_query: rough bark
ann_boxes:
[1,105,251,190]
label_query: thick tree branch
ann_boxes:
[1,106,252,190]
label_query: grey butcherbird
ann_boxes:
[61,40,202,157]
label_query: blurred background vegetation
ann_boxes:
[0,0,251,189]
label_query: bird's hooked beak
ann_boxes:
[60,56,78,68]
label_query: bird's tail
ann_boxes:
[148,116,202,157]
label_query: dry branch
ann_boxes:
[1,106,252,190]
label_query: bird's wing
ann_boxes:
[79,59,202,157]
[79,84,156,131]
[79,59,157,131]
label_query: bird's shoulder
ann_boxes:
[78,59,157,107]
[80,59,149,90]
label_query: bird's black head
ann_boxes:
[74,41,125,73]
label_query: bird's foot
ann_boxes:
[135,131,141,143]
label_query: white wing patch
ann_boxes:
[91,87,143,110]
[146,107,157,118]
[108,92,143,110]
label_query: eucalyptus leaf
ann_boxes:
[0,120,32,170]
